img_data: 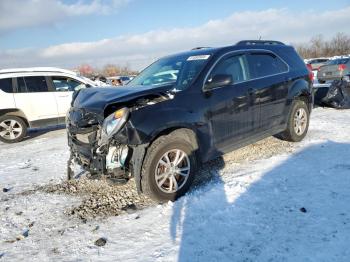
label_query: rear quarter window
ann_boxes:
[0,78,14,93]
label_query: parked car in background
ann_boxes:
[67,40,313,202]
[0,67,97,143]
[108,76,134,86]
[307,58,329,71]
[318,57,350,84]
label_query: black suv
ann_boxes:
[66,40,313,202]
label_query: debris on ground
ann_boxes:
[14,229,30,241]
[2,187,11,193]
[300,207,307,213]
[32,178,154,220]
[94,237,107,247]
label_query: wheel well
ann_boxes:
[297,94,312,112]
[150,127,199,151]
[0,109,29,127]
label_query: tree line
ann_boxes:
[295,32,350,59]
[76,64,139,78]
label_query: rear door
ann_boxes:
[49,76,88,119]
[13,76,58,123]
[246,51,289,131]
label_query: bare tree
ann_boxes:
[76,64,95,77]
[295,32,350,59]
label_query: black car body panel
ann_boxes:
[66,41,313,192]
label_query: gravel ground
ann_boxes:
[16,136,295,220]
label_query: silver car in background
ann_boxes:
[318,57,350,84]
[307,58,329,71]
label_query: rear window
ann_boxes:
[247,53,288,79]
[17,76,49,93]
[310,59,328,64]
[327,58,349,65]
[0,78,13,93]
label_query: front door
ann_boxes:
[205,53,257,152]
[49,76,87,120]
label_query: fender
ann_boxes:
[0,108,29,127]
[279,78,313,125]
[115,102,205,146]
[287,78,313,111]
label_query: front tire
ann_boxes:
[0,115,27,143]
[141,131,198,202]
[278,99,310,142]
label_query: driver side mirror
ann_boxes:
[204,74,233,91]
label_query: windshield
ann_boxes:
[127,54,210,90]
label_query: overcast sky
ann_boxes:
[0,0,349,71]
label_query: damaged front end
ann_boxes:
[66,88,174,192]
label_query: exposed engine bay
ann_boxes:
[66,87,175,188]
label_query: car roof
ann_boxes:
[0,67,82,80]
[0,67,78,76]
[0,67,98,86]
[163,40,291,60]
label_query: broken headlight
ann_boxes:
[102,107,129,139]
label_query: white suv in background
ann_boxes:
[0,67,98,143]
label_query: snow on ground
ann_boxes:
[1,107,350,261]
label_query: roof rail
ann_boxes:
[191,47,211,50]
[236,40,285,46]
[0,67,78,76]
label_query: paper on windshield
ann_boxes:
[187,55,210,61]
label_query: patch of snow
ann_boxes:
[1,108,350,261]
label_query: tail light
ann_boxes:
[338,64,347,71]
[306,64,314,81]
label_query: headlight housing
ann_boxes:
[101,107,129,140]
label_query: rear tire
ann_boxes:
[0,115,27,143]
[278,99,310,142]
[141,130,198,202]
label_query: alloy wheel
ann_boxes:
[294,108,307,136]
[155,149,191,193]
[0,119,23,140]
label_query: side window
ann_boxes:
[52,76,86,91]
[248,53,288,79]
[21,76,48,92]
[0,78,13,93]
[210,54,249,84]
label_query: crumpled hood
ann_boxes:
[73,84,174,114]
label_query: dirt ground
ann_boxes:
[19,136,295,220]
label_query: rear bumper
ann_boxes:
[318,72,347,82]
